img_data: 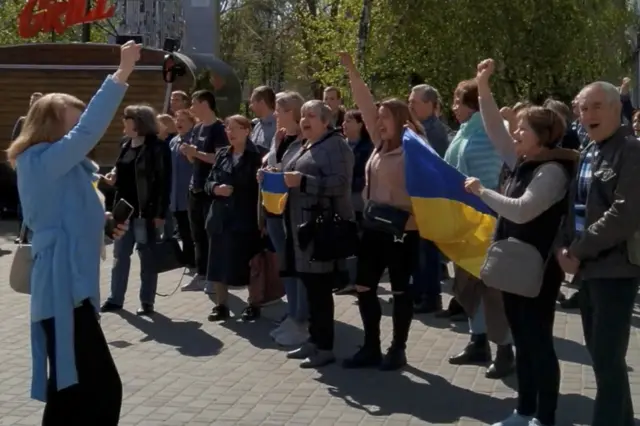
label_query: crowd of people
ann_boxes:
[7,41,640,426]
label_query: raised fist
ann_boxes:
[476,59,495,83]
[119,40,142,71]
[338,52,355,70]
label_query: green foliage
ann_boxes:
[0,0,635,109]
[220,0,637,110]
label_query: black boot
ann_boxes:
[343,290,383,369]
[380,292,412,371]
[449,333,491,365]
[485,344,515,379]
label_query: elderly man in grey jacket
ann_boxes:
[558,81,640,426]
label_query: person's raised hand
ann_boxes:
[621,77,632,95]
[476,59,495,85]
[120,40,142,71]
[338,52,355,71]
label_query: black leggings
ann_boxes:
[355,229,419,349]
[502,260,563,426]
[42,301,122,426]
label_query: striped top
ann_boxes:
[444,111,503,191]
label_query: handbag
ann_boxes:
[10,225,31,295]
[248,248,285,306]
[151,237,185,274]
[286,135,359,262]
[361,149,410,238]
[481,213,567,298]
[310,209,359,261]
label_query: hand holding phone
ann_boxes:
[105,199,134,238]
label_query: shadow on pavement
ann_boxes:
[117,309,223,357]
[315,363,598,425]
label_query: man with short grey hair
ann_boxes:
[558,80,640,426]
[409,84,450,157]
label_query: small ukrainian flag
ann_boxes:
[261,171,289,215]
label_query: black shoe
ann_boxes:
[485,344,515,379]
[449,335,491,365]
[100,301,123,313]
[136,303,154,316]
[208,305,230,321]
[342,345,383,369]
[414,297,443,314]
[379,346,407,371]
[557,291,567,303]
[241,305,260,321]
[560,292,580,309]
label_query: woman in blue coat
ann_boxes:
[6,42,140,425]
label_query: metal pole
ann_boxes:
[81,0,92,42]
[163,82,173,114]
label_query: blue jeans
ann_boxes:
[412,239,442,302]
[108,225,159,306]
[266,217,308,322]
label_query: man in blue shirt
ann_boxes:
[249,86,277,151]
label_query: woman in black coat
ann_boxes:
[204,115,264,322]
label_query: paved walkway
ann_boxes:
[0,220,639,425]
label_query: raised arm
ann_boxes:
[339,52,380,146]
[476,163,568,224]
[38,42,141,179]
[476,59,518,170]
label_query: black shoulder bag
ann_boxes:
[361,148,410,239]
[289,136,359,262]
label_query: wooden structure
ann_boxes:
[0,43,194,166]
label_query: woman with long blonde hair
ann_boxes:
[7,42,140,425]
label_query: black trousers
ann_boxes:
[580,277,638,426]
[355,230,419,350]
[188,191,211,276]
[42,301,122,426]
[502,260,563,426]
[173,210,195,268]
[300,272,335,351]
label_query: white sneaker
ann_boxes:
[275,322,309,347]
[528,420,546,426]
[181,275,205,292]
[203,281,215,295]
[269,317,295,339]
[491,411,533,426]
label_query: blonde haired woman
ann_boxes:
[7,42,140,425]
[262,91,310,346]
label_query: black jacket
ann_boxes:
[114,135,171,220]
[204,139,263,234]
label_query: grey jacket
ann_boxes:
[282,130,354,274]
[570,127,640,279]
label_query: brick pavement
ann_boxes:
[0,220,639,425]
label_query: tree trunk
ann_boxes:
[356,0,373,69]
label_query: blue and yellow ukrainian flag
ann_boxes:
[261,171,289,215]
[404,129,496,278]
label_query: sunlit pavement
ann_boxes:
[0,220,638,426]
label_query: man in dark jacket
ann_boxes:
[558,81,640,426]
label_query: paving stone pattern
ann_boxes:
[0,221,639,425]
